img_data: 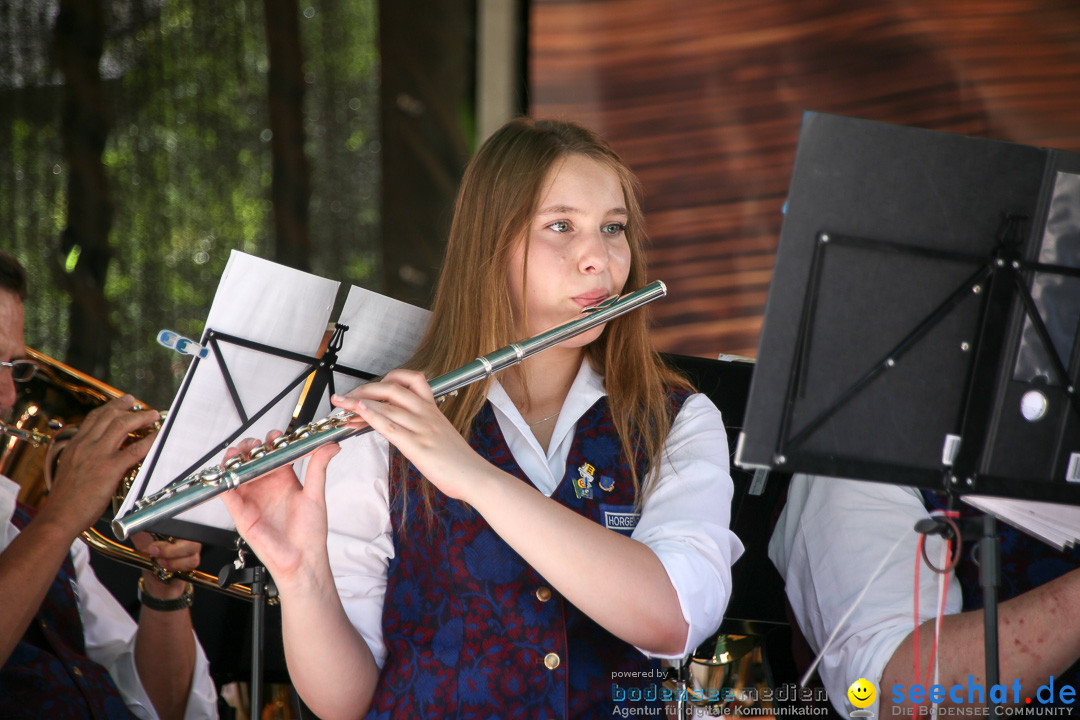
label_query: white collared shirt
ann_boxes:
[0,476,219,720]
[768,474,962,715]
[323,359,743,666]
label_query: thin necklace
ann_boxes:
[527,411,560,427]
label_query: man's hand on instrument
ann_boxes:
[132,533,202,600]
[42,395,159,538]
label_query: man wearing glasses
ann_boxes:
[0,250,218,719]
[0,357,37,383]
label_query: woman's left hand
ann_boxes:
[332,369,491,503]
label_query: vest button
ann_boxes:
[535,586,552,602]
[544,652,561,670]
[72,666,84,678]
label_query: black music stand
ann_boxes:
[156,326,375,715]
[131,324,374,545]
[737,112,1080,712]
[116,252,430,717]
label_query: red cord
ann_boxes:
[927,563,951,684]
[913,511,960,697]
[914,535,923,687]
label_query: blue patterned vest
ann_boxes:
[366,393,689,719]
[922,491,1080,692]
[0,502,134,720]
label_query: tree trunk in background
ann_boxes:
[265,0,312,272]
[379,0,475,308]
[52,0,113,380]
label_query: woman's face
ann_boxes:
[506,153,632,345]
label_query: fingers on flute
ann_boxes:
[223,437,262,464]
[382,369,434,399]
[302,442,340,497]
[331,392,365,413]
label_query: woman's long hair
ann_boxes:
[400,117,691,520]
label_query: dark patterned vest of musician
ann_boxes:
[0,502,135,720]
[366,392,689,719]
[922,491,1080,695]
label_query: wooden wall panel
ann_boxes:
[530,0,1080,359]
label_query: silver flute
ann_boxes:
[112,280,667,540]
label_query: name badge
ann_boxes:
[600,504,640,535]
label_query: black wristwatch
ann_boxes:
[138,577,194,611]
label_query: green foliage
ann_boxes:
[0,0,380,409]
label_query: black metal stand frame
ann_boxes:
[144,324,371,717]
[137,323,373,502]
[778,226,1080,467]
[217,547,272,718]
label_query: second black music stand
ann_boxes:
[738,111,1080,505]
[736,112,1080,712]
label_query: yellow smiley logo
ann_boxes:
[847,678,877,709]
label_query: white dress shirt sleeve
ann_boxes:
[768,474,962,715]
[2,476,217,719]
[321,431,395,668]
[74,541,219,720]
[632,392,745,659]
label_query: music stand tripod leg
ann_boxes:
[249,565,267,719]
[979,514,1001,718]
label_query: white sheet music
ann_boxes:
[118,250,430,537]
[302,283,433,420]
[962,495,1080,551]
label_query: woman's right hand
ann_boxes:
[219,433,340,586]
